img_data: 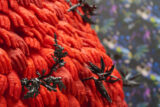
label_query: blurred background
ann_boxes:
[91,0,160,107]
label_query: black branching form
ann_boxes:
[21,33,67,99]
[119,70,141,87]
[66,0,97,24]
[82,57,120,103]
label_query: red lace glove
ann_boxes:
[0,14,11,30]
[23,57,36,79]
[0,74,8,96]
[39,86,56,106]
[0,0,9,13]
[17,6,39,27]
[8,48,27,72]
[39,48,54,67]
[31,54,48,75]
[0,96,7,107]
[0,48,12,75]
[7,71,22,100]
[24,37,41,50]
[8,10,24,27]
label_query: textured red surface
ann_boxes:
[0,0,127,106]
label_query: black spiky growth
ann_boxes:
[21,33,67,99]
[82,57,120,103]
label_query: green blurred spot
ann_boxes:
[116,47,122,53]
[150,74,156,81]
[150,17,156,23]
[95,25,99,32]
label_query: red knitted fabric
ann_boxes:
[0,0,127,107]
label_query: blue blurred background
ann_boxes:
[91,0,160,106]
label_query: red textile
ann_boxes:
[0,0,127,107]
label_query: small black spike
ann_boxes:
[100,57,105,72]
[119,71,141,87]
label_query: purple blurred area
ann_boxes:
[91,0,160,106]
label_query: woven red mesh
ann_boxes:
[0,0,127,107]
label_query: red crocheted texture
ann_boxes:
[0,0,127,107]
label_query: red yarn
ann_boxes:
[0,0,127,107]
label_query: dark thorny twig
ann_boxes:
[119,70,141,87]
[82,57,120,103]
[66,0,97,24]
[21,33,67,99]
